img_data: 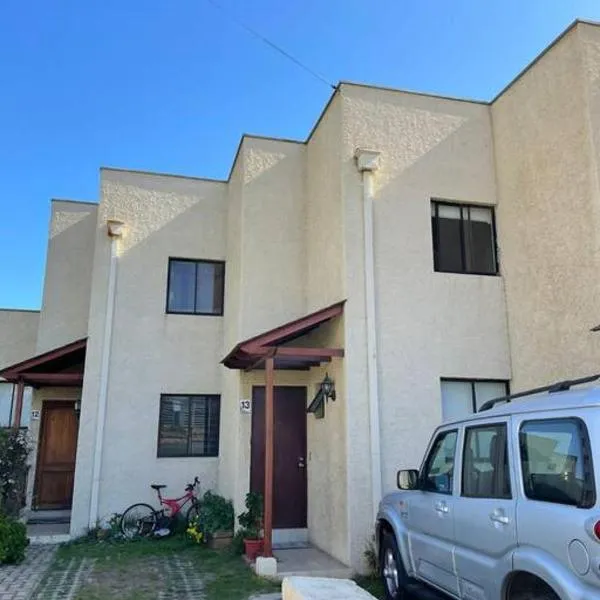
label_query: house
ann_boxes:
[2,19,600,571]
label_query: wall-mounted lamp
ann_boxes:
[307,373,336,419]
[321,373,336,401]
[74,400,81,418]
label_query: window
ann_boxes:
[463,424,511,499]
[167,259,225,315]
[421,430,458,494]
[441,379,509,422]
[158,395,221,457]
[0,383,32,428]
[431,201,498,275]
[520,419,596,508]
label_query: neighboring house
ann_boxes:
[2,19,600,571]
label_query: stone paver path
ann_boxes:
[0,545,57,600]
[31,554,206,599]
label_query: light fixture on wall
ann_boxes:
[321,373,336,401]
[307,373,336,419]
[74,400,81,418]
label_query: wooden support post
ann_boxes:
[263,356,274,558]
[13,378,24,429]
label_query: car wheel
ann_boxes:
[511,590,559,600]
[380,531,408,600]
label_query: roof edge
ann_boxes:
[51,198,97,207]
[0,308,40,313]
[100,166,227,184]
[339,80,489,105]
[491,19,583,103]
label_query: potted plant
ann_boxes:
[238,492,263,560]
[199,491,235,549]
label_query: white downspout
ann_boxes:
[355,149,382,519]
[89,219,125,528]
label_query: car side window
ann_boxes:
[462,423,511,499]
[520,418,596,508]
[421,430,458,494]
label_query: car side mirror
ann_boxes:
[397,469,420,490]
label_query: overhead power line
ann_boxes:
[204,0,336,90]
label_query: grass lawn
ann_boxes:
[33,535,280,600]
[355,575,385,599]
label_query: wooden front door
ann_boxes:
[35,402,79,509]
[251,386,307,529]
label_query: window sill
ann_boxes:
[434,269,500,277]
[165,311,224,317]
[157,454,219,459]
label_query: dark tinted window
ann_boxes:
[167,259,225,315]
[520,419,596,508]
[432,201,497,275]
[158,395,220,457]
[463,424,511,499]
[422,430,458,494]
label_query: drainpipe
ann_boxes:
[89,219,125,528]
[354,149,382,519]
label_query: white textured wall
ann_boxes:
[36,200,97,354]
[0,310,39,370]
[306,94,345,311]
[493,23,600,391]
[238,137,307,338]
[339,83,512,569]
[71,170,227,533]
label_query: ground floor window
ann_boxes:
[157,394,220,457]
[440,378,508,422]
[0,382,33,427]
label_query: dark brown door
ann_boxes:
[251,386,307,529]
[35,402,79,509]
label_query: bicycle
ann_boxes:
[120,476,202,538]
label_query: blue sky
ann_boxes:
[1,0,600,309]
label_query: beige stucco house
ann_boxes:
[2,19,600,571]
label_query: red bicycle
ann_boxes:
[120,476,202,538]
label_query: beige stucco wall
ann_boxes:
[218,136,308,517]
[0,309,39,370]
[493,23,600,391]
[36,200,97,354]
[71,170,227,533]
[339,84,512,568]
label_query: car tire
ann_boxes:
[380,531,409,600]
[511,590,559,600]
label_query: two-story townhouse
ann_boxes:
[3,19,600,572]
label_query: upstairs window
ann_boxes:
[431,201,498,275]
[167,258,225,315]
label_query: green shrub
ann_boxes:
[231,529,246,555]
[200,491,234,535]
[363,534,378,576]
[0,513,29,564]
[0,429,31,517]
[237,492,263,540]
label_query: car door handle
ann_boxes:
[435,501,449,514]
[489,511,510,525]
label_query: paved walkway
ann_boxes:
[31,554,207,600]
[0,545,57,600]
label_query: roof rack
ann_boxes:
[478,373,600,412]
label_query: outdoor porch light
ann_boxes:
[321,373,336,401]
[74,400,81,417]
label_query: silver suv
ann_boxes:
[376,375,600,600]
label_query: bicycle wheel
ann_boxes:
[186,501,201,526]
[120,503,157,538]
